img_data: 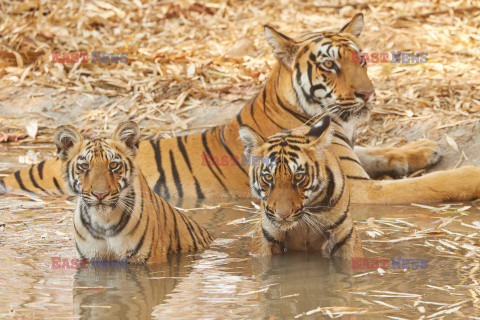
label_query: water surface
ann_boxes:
[1,146,479,319]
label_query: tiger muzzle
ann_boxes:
[275,206,304,220]
[92,191,109,200]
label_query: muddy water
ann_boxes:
[1,146,480,319]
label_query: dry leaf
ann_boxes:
[26,120,38,139]
[226,38,257,58]
[186,64,195,78]
[445,134,459,152]
[15,0,39,12]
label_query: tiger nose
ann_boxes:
[276,210,293,219]
[92,191,109,200]
[358,90,374,101]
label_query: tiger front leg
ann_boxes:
[354,139,441,179]
[251,222,285,256]
[322,228,363,259]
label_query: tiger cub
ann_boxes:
[239,116,362,258]
[54,121,213,264]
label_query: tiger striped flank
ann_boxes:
[2,14,466,204]
[55,121,213,264]
[0,14,375,200]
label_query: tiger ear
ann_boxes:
[113,121,140,155]
[339,13,364,38]
[54,125,83,161]
[239,126,265,154]
[264,25,300,70]
[306,116,332,148]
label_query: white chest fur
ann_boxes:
[340,121,357,145]
[73,189,145,260]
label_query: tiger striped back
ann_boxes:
[55,121,213,264]
[239,116,362,258]
[0,14,376,201]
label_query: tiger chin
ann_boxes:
[54,121,214,264]
[239,116,362,259]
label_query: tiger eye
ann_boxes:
[262,174,273,182]
[324,60,334,68]
[109,162,120,170]
[294,172,305,182]
[78,163,89,171]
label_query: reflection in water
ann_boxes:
[1,189,480,319]
[252,254,357,320]
[152,248,260,319]
[73,255,192,319]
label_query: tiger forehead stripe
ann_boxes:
[266,134,308,147]
[85,139,116,161]
[263,138,307,171]
[299,31,339,43]
[316,45,340,59]
[306,38,360,61]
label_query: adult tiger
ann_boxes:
[239,116,362,258]
[54,121,213,263]
[0,14,472,203]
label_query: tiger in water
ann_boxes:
[240,116,362,258]
[54,121,213,263]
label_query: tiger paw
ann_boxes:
[355,139,442,179]
[384,139,441,177]
[397,139,441,171]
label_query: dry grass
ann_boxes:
[0,0,479,145]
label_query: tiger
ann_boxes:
[239,116,362,258]
[2,14,479,204]
[54,121,213,263]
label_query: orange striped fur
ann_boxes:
[240,117,362,258]
[55,122,213,264]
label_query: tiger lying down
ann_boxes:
[54,121,213,264]
[240,116,362,258]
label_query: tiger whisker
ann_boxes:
[305,211,335,232]
[305,205,332,210]
[115,195,135,212]
[301,214,327,240]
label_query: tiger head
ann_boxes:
[240,116,339,230]
[265,13,375,124]
[54,121,140,209]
